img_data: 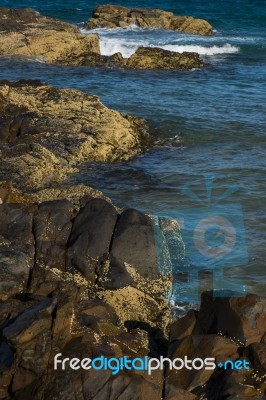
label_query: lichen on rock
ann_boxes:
[0,80,150,190]
[0,7,100,64]
[0,8,207,70]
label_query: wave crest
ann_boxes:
[99,38,239,58]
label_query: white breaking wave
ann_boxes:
[80,26,240,58]
[162,43,239,56]
[99,37,239,58]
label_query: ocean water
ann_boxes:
[1,0,265,298]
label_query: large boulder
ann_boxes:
[85,5,213,35]
[0,204,35,301]
[0,81,149,190]
[66,198,118,283]
[165,292,266,399]
[0,197,171,331]
[0,193,265,399]
[195,291,266,346]
[0,8,100,65]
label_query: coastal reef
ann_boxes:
[0,80,150,190]
[0,8,206,70]
[0,8,100,64]
[85,5,213,35]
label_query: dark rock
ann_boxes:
[2,298,54,346]
[245,342,266,374]
[207,367,266,399]
[34,200,75,270]
[169,309,197,343]
[166,334,238,392]
[101,209,159,290]
[67,199,117,283]
[29,200,76,293]
[0,341,13,372]
[195,291,266,346]
[0,204,35,300]
[0,194,265,400]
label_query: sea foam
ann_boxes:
[80,26,240,58]
[99,38,239,58]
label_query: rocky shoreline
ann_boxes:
[85,5,213,36]
[0,185,265,399]
[0,5,265,400]
[0,193,265,399]
[0,80,151,191]
[0,7,206,70]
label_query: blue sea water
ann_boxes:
[1,0,265,297]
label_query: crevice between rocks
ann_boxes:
[95,211,120,287]
[26,205,38,293]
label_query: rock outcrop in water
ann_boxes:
[123,47,204,70]
[85,5,213,36]
[0,80,150,190]
[65,47,205,70]
[0,8,100,64]
[0,8,206,70]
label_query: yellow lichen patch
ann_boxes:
[99,286,169,333]
[124,262,172,300]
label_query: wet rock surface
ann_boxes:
[85,5,213,36]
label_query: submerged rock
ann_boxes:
[85,5,213,35]
[0,81,149,190]
[0,7,100,64]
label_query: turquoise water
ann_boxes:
[1,0,265,296]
